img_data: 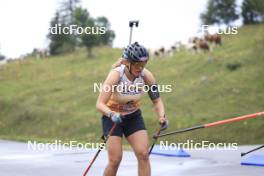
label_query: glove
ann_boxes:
[159,115,169,131]
[109,112,122,124]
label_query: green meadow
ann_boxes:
[0,24,263,147]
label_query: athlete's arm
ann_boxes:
[96,70,119,117]
[143,68,167,124]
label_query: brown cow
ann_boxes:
[190,37,211,53]
[154,51,160,58]
[205,33,222,45]
[197,39,210,52]
[159,47,165,55]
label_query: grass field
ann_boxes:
[0,24,263,146]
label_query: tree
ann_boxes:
[242,0,264,24]
[48,0,80,55]
[0,44,5,60]
[73,7,100,57]
[201,0,220,25]
[95,17,115,46]
[0,54,5,61]
[48,11,76,55]
[47,1,115,57]
[59,0,80,25]
[201,0,239,26]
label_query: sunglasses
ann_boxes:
[131,61,147,68]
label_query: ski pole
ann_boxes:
[241,144,264,157]
[83,123,117,176]
[149,120,169,155]
[157,112,264,138]
[149,127,162,155]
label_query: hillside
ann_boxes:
[0,24,263,146]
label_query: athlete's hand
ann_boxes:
[159,115,168,131]
[109,112,123,124]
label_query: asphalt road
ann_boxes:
[0,140,263,176]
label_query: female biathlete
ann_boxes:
[96,42,169,176]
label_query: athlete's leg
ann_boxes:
[126,130,150,176]
[104,136,123,176]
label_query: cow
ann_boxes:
[204,33,222,46]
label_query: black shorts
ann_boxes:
[102,109,146,138]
